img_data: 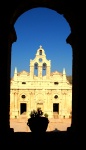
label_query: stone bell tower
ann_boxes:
[30,45,51,79]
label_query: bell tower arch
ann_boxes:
[30,45,51,79]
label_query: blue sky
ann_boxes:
[11,7,72,78]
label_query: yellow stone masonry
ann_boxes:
[10,46,72,119]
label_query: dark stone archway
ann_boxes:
[0,0,81,145]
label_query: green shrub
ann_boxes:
[44,113,48,118]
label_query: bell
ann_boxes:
[35,64,38,69]
[35,66,38,69]
[43,64,46,70]
[43,67,46,70]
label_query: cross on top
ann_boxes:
[39,45,42,49]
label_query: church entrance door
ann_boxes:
[20,103,27,115]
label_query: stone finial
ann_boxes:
[14,67,17,74]
[63,68,66,75]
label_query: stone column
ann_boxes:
[46,66,50,79]
[14,92,17,110]
[38,66,42,78]
[30,65,34,79]
[14,91,18,117]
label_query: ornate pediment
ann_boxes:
[51,71,62,76]
[18,70,30,76]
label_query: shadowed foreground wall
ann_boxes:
[0,0,82,147]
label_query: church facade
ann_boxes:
[10,46,72,119]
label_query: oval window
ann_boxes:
[21,95,26,98]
